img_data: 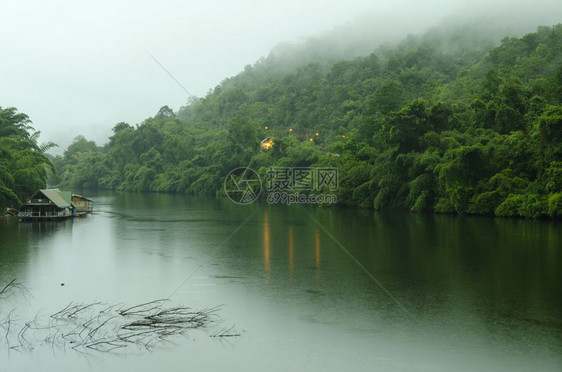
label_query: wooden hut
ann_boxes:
[71,194,94,215]
[19,189,73,220]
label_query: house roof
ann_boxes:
[72,194,94,201]
[60,191,73,205]
[38,189,72,208]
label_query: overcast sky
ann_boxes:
[1,0,560,153]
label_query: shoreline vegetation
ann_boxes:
[2,23,562,219]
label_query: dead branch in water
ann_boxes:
[0,279,28,301]
[1,280,238,353]
[117,299,167,316]
[49,301,221,352]
[210,325,241,338]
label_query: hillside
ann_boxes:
[49,23,562,218]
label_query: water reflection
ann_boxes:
[17,218,74,235]
[315,229,321,282]
[263,210,270,283]
[288,225,294,284]
[0,218,75,284]
[259,209,324,286]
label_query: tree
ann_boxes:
[0,107,55,210]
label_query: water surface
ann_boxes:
[1,192,561,371]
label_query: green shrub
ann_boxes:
[495,194,525,217]
[548,193,562,218]
[467,191,501,215]
[495,194,548,218]
[374,187,391,210]
[411,191,430,212]
[519,194,548,218]
[434,197,455,214]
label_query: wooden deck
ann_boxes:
[18,211,73,221]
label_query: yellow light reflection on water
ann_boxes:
[315,229,321,281]
[263,211,270,283]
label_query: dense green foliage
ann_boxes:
[50,24,562,218]
[0,107,55,212]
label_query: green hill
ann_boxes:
[49,23,562,218]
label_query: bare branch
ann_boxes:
[1,280,233,354]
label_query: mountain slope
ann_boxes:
[50,23,562,218]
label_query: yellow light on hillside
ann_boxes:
[309,138,314,142]
[315,132,320,136]
[261,138,274,150]
[289,128,293,132]
[264,126,269,130]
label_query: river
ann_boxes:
[1,192,561,371]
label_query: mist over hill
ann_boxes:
[250,0,562,72]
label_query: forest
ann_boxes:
[0,107,55,210]
[3,24,562,218]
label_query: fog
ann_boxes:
[1,0,561,154]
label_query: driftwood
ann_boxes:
[0,279,28,300]
[0,279,239,353]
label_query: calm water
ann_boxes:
[1,192,561,371]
